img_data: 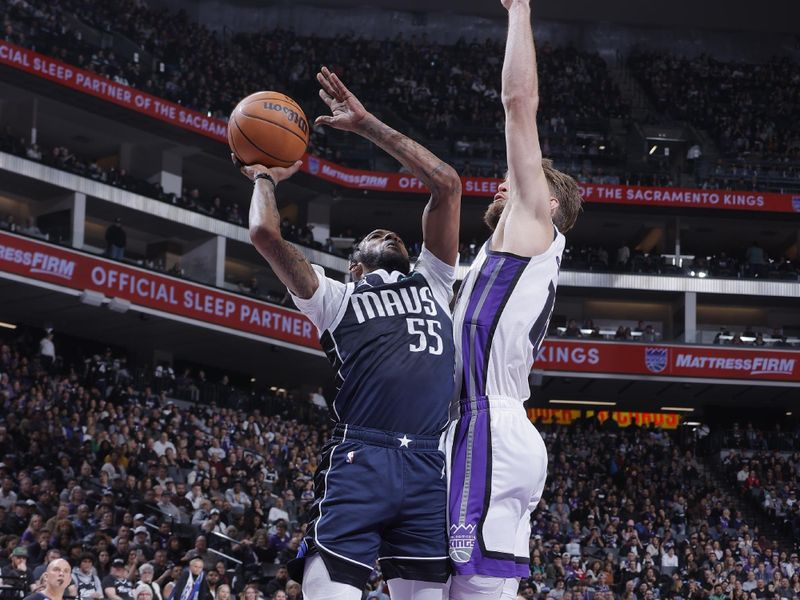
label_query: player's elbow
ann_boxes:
[502,90,539,114]
[249,224,280,249]
[430,165,462,198]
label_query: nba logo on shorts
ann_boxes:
[645,347,668,373]
[791,197,800,212]
[449,523,476,564]
[308,157,321,175]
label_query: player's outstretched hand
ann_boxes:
[231,153,302,185]
[315,66,368,132]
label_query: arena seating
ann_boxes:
[6,0,797,194]
[1,326,798,600]
[716,430,800,560]
[2,0,625,173]
[557,245,800,281]
[3,0,800,198]
[629,52,800,163]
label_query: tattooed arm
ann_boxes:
[235,156,319,299]
[316,67,462,266]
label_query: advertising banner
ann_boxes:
[0,231,318,350]
[0,42,227,142]
[535,339,799,383]
[1,231,798,378]
[301,153,800,212]
[3,41,800,213]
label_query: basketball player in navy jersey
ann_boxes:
[445,1,583,599]
[235,67,460,600]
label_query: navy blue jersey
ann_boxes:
[292,246,456,436]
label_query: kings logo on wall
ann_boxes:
[645,347,669,374]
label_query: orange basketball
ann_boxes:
[228,91,310,168]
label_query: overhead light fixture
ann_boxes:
[787,412,793,416]
[684,421,702,427]
[79,290,106,307]
[250,378,256,383]
[0,321,17,330]
[649,145,657,155]
[549,400,617,407]
[108,298,131,313]
[661,406,695,412]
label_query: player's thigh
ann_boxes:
[449,575,520,600]
[302,554,362,600]
[481,411,540,552]
[380,450,449,582]
[308,440,392,581]
[387,578,450,600]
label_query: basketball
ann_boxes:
[228,91,310,168]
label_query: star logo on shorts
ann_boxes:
[398,435,412,448]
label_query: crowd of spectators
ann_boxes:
[718,430,800,555]
[1,325,799,600]
[711,328,799,348]
[553,320,798,348]
[702,162,800,195]
[0,327,331,600]
[3,0,800,192]
[559,244,800,282]
[555,319,662,343]
[2,0,626,172]
[629,52,800,164]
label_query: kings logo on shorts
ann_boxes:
[448,523,476,564]
[645,347,669,374]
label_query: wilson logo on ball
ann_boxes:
[263,102,309,134]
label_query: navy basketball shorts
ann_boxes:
[288,424,450,589]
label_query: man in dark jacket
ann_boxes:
[169,559,211,600]
[2,547,33,600]
[105,218,127,260]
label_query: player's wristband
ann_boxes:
[254,172,277,189]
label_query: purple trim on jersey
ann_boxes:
[447,402,489,530]
[453,553,531,578]
[461,255,529,399]
[458,257,495,400]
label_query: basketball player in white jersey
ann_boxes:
[445,1,583,599]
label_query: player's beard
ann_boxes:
[359,247,411,275]
[483,198,506,231]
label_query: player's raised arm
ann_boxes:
[496,0,557,256]
[316,67,461,266]
[235,156,319,299]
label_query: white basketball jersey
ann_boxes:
[452,229,565,405]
